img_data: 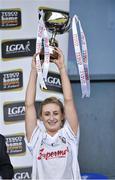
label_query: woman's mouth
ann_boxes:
[48,120,58,126]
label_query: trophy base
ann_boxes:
[40,46,58,61]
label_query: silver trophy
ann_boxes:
[39,7,71,60]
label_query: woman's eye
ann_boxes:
[54,112,58,115]
[44,113,50,116]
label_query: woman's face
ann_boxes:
[41,103,64,136]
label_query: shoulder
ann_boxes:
[61,121,80,143]
[0,134,5,142]
[0,135,6,152]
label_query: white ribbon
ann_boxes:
[36,10,50,89]
[72,15,90,98]
[36,12,90,97]
[42,25,50,81]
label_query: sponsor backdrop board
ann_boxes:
[0,0,70,179]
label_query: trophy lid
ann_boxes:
[39,6,71,34]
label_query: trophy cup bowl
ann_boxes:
[39,7,71,60]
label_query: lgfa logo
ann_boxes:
[3,101,25,123]
[13,167,32,180]
[47,75,61,86]
[8,105,25,116]
[14,172,30,179]
[41,71,62,93]
[2,39,36,59]
[6,41,30,52]
[4,101,41,123]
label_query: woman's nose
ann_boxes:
[50,114,54,120]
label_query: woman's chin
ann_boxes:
[46,125,61,134]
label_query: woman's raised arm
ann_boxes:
[53,47,79,134]
[25,54,38,141]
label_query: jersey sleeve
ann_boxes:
[62,120,80,145]
[25,120,45,154]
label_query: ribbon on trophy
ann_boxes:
[36,7,90,97]
[36,10,50,89]
[72,15,90,98]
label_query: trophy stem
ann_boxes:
[52,31,56,39]
[50,31,57,47]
